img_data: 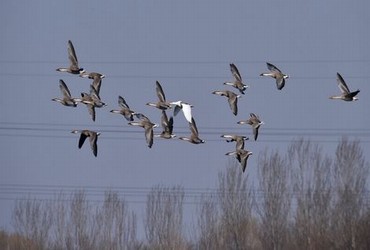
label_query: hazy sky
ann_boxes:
[1,0,369,232]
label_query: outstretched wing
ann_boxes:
[78,132,88,149]
[89,132,98,157]
[266,62,281,73]
[67,40,79,68]
[59,79,72,98]
[156,81,166,102]
[336,72,350,94]
[230,63,242,82]
[118,96,130,109]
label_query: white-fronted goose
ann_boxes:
[224,63,248,95]
[221,134,249,151]
[260,62,289,90]
[155,110,176,139]
[52,79,79,107]
[128,113,158,148]
[237,113,264,141]
[110,96,136,121]
[146,81,171,110]
[80,72,105,95]
[71,130,100,157]
[170,101,193,123]
[56,40,85,75]
[179,117,205,144]
[212,90,240,116]
[75,85,106,121]
[225,149,253,173]
[329,72,360,101]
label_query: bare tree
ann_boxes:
[12,197,52,250]
[288,139,334,250]
[256,150,291,250]
[331,138,369,249]
[144,185,186,249]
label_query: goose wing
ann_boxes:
[118,96,130,109]
[67,40,79,69]
[230,63,242,82]
[87,104,96,122]
[181,103,193,123]
[189,117,199,136]
[144,126,154,148]
[155,81,166,102]
[89,132,98,157]
[227,91,238,116]
[59,79,72,98]
[266,62,281,73]
[276,77,285,90]
[336,72,350,94]
[92,77,102,95]
[78,132,88,149]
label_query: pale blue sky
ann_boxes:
[1,0,369,231]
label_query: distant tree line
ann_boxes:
[1,138,369,250]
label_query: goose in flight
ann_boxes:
[128,113,158,148]
[146,81,171,110]
[224,63,248,95]
[155,111,176,139]
[221,134,249,150]
[225,149,253,173]
[52,79,79,107]
[56,40,85,74]
[71,130,100,157]
[212,90,240,116]
[329,72,360,101]
[260,62,289,90]
[237,113,264,141]
[75,85,106,121]
[80,72,105,95]
[170,101,193,123]
[179,117,205,144]
[110,96,136,121]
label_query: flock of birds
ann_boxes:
[52,40,360,172]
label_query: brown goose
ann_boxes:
[179,117,205,144]
[52,79,79,107]
[146,81,171,110]
[128,113,158,148]
[110,96,136,121]
[329,72,360,101]
[155,111,176,139]
[260,62,289,90]
[224,63,248,94]
[80,72,105,95]
[56,40,85,74]
[71,130,100,157]
[225,149,253,173]
[75,85,106,121]
[212,90,240,116]
[220,134,249,150]
[237,113,264,141]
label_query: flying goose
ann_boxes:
[329,72,360,101]
[225,149,253,173]
[80,72,105,95]
[56,40,85,74]
[212,90,241,116]
[71,130,100,157]
[52,79,79,107]
[221,134,249,151]
[155,110,176,139]
[179,117,205,144]
[128,113,158,148]
[75,85,106,121]
[224,63,248,95]
[169,101,193,123]
[260,62,289,90]
[110,96,136,121]
[237,113,264,141]
[146,81,171,110]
